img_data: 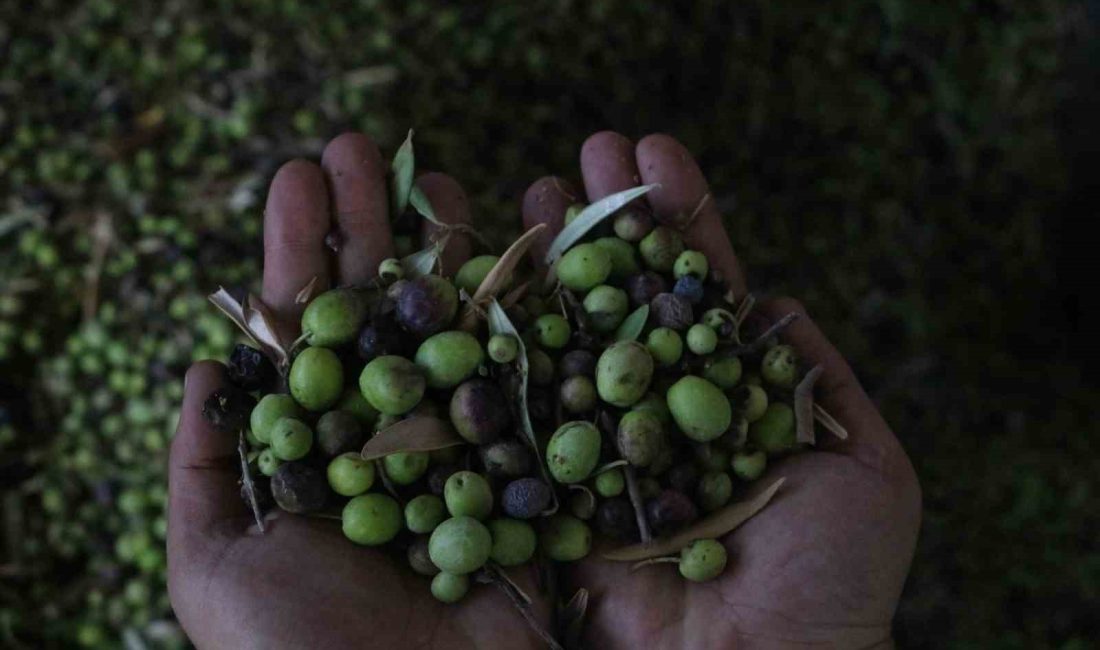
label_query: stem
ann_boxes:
[486,566,563,650]
[623,466,652,544]
[630,556,680,572]
[238,431,265,534]
[727,311,800,357]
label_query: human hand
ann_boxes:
[166,133,551,649]
[520,132,922,649]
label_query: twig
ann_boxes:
[623,466,652,543]
[485,566,563,650]
[238,432,265,533]
[726,312,800,357]
[813,404,849,440]
[794,365,824,445]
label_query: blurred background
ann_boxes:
[1,1,1097,647]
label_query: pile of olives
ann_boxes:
[204,200,813,603]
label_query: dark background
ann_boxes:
[1,1,1097,647]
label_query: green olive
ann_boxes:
[639,227,684,272]
[535,313,572,349]
[748,403,796,455]
[359,355,426,415]
[342,493,402,546]
[667,376,731,442]
[557,243,612,292]
[679,538,727,582]
[487,518,537,567]
[415,330,484,388]
[301,288,369,347]
[546,421,601,484]
[582,285,629,333]
[761,344,798,388]
[540,514,592,562]
[686,324,718,355]
[646,327,683,366]
[455,255,505,295]
[594,237,641,281]
[289,347,344,411]
[596,341,654,407]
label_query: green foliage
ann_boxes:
[0,0,1091,647]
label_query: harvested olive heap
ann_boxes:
[201,183,840,613]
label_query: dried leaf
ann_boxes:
[361,416,465,460]
[409,184,442,225]
[603,477,785,562]
[795,365,824,445]
[725,311,800,358]
[294,276,321,305]
[487,299,559,515]
[458,224,547,331]
[238,432,265,534]
[400,233,450,279]
[615,304,649,342]
[209,288,291,371]
[813,404,849,440]
[390,129,415,218]
[543,184,658,266]
[499,281,531,310]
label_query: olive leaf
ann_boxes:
[208,287,291,371]
[615,304,649,342]
[543,184,657,266]
[294,275,321,305]
[390,128,415,219]
[458,224,547,330]
[360,416,465,460]
[500,281,531,310]
[603,477,785,562]
[593,459,628,475]
[623,465,652,543]
[238,431,265,534]
[567,484,596,518]
[559,588,589,650]
[400,232,451,279]
[408,184,442,226]
[732,293,756,344]
[813,404,849,440]
[486,298,559,515]
[794,364,824,445]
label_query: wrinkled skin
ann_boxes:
[169,132,920,649]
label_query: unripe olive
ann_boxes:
[639,226,684,272]
[596,341,654,407]
[487,334,518,363]
[595,496,639,541]
[289,347,344,412]
[396,275,459,337]
[650,293,693,331]
[540,514,592,561]
[479,440,532,478]
[360,355,426,415]
[383,451,430,485]
[646,327,683,367]
[673,250,708,280]
[679,538,728,582]
[334,388,379,429]
[316,410,365,457]
[748,403,796,455]
[625,272,667,307]
[270,418,313,461]
[449,379,511,445]
[301,288,369,347]
[731,449,767,481]
[408,537,440,576]
[327,452,376,496]
[559,349,596,378]
[594,237,640,281]
[527,348,555,386]
[546,421,602,484]
[444,471,494,520]
[415,330,484,389]
[616,410,664,467]
[631,392,672,425]
[761,344,798,389]
[378,257,404,283]
[487,518,537,567]
[582,285,629,333]
[613,207,654,242]
[455,255,504,296]
[732,384,768,422]
[431,572,469,603]
[405,494,447,534]
[250,394,305,444]
[564,202,586,225]
[535,313,572,349]
[702,308,737,340]
[594,468,625,497]
[557,243,612,292]
[702,356,742,389]
[696,472,733,512]
[429,516,492,574]
[560,375,597,414]
[667,376,731,442]
[342,493,402,546]
[686,324,718,355]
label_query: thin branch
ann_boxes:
[623,466,652,543]
[238,432,265,533]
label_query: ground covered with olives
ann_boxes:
[202,187,836,626]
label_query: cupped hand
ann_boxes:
[167,133,550,649]
[520,132,922,649]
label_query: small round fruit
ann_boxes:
[625,272,667,306]
[383,451,430,485]
[534,314,572,349]
[527,348,555,386]
[732,449,767,481]
[316,410,365,457]
[342,493,402,546]
[595,496,639,541]
[429,516,492,574]
[444,471,494,520]
[356,318,409,362]
[645,489,698,535]
[487,518,537,566]
[378,257,404,282]
[227,343,276,391]
[559,349,596,378]
[732,384,768,422]
[703,357,742,390]
[541,514,592,562]
[696,472,733,512]
[639,226,684,272]
[257,448,281,477]
[564,202,586,225]
[204,386,256,433]
[594,468,625,497]
[673,276,705,305]
[479,440,532,478]
[415,330,484,389]
[613,208,654,243]
[617,410,663,467]
[408,536,440,576]
[501,478,552,519]
[405,494,447,534]
[431,572,470,603]
[673,250,708,280]
[289,347,344,411]
[270,418,313,461]
[455,255,503,295]
[449,378,511,444]
[396,275,459,337]
[702,308,737,339]
[487,334,518,364]
[271,462,327,513]
[560,375,597,414]
[646,327,683,367]
[570,491,596,520]
[335,388,379,428]
[359,355,426,415]
[596,341,654,407]
[679,539,728,582]
[327,452,376,496]
[594,237,640,281]
[546,421,602,484]
[716,417,749,452]
[631,392,672,425]
[650,293,693,331]
[557,243,612,292]
[667,376,732,442]
[250,394,304,444]
[761,345,798,388]
[301,288,369,347]
[748,403,796,455]
[583,285,629,333]
[694,443,731,473]
[686,324,718,355]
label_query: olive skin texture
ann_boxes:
[617,410,664,467]
[342,493,403,546]
[271,462,328,514]
[449,379,511,444]
[667,375,732,442]
[557,243,612,292]
[501,478,553,519]
[748,403,797,455]
[414,330,484,389]
[540,514,592,562]
[429,516,493,574]
[595,341,654,408]
[546,421,602,484]
[301,288,369,347]
[396,275,459,337]
[359,355,426,415]
[679,539,728,582]
[289,347,344,412]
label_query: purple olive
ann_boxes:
[449,379,511,444]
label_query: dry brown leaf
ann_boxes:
[459,224,547,330]
[209,288,291,370]
[795,365,824,445]
[499,280,531,309]
[603,477,786,562]
[813,404,849,440]
[295,276,321,304]
[360,416,465,460]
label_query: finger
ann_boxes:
[416,172,472,277]
[321,132,394,284]
[580,130,642,201]
[168,362,247,558]
[521,175,579,267]
[262,159,332,339]
[635,134,747,298]
[757,297,910,479]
